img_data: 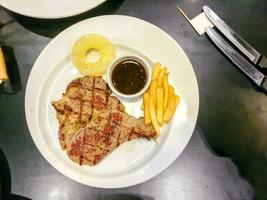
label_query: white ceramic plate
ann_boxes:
[25,15,199,188]
[0,0,106,19]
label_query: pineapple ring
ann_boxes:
[71,34,115,76]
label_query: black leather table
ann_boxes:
[0,0,267,199]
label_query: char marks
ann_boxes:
[52,76,156,166]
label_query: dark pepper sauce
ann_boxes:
[111,59,147,95]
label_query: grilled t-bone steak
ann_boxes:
[52,76,156,166]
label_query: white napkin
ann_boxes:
[190,12,214,35]
[177,7,214,35]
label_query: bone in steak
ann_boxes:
[52,76,156,166]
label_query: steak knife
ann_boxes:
[203,5,267,69]
[205,26,267,92]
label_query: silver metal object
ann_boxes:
[203,5,267,69]
[205,26,267,92]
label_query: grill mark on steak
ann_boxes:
[105,89,109,110]
[79,129,87,165]
[79,155,84,165]
[78,81,83,122]
[117,132,121,147]
[52,76,157,166]
[94,92,107,110]
[116,113,123,147]
[64,105,72,112]
[104,112,122,148]
[79,101,83,122]
[114,117,122,148]
[89,77,95,121]
[128,127,134,141]
[59,130,66,149]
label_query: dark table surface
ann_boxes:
[0,0,267,200]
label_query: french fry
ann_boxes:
[144,92,151,124]
[157,67,167,86]
[141,100,144,111]
[149,92,160,135]
[156,86,164,124]
[152,62,161,80]
[163,73,169,111]
[149,80,157,109]
[168,95,180,120]
[163,85,176,123]
[175,95,180,107]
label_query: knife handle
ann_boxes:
[203,6,262,65]
[205,27,267,94]
[259,56,267,69]
[260,77,267,93]
[205,27,265,85]
[0,47,9,81]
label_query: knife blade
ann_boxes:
[203,5,267,69]
[205,26,267,92]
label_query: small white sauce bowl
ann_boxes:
[107,55,151,100]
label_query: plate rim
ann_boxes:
[25,15,199,188]
[0,0,106,19]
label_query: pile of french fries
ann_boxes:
[142,62,180,135]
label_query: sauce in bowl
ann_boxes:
[111,59,147,95]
